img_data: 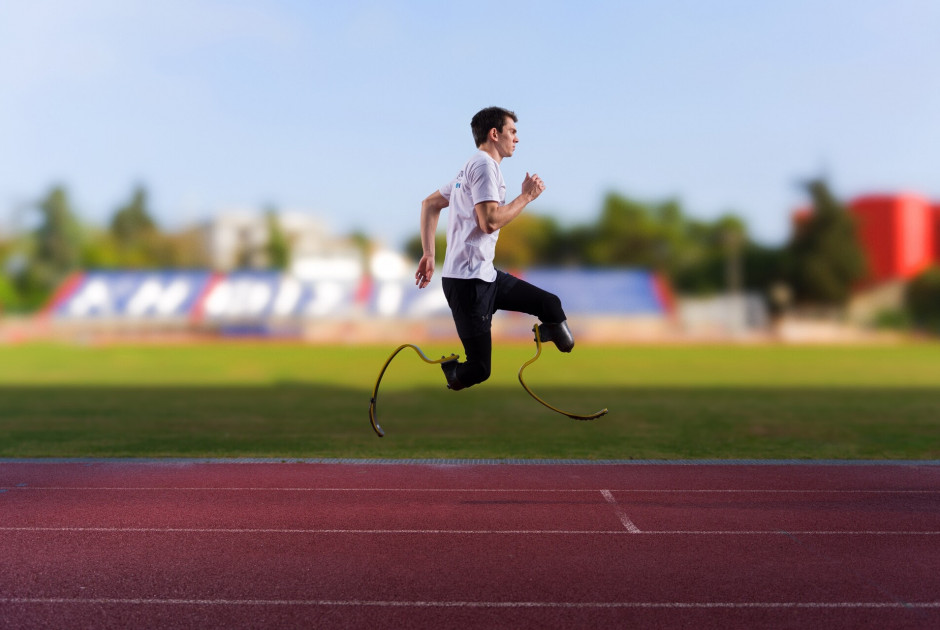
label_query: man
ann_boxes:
[414,106,575,391]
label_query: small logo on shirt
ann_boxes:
[455,183,461,189]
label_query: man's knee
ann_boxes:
[542,292,565,323]
[463,360,491,386]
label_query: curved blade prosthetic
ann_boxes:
[518,324,608,421]
[369,344,459,437]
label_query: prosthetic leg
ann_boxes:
[368,344,459,437]
[517,323,608,421]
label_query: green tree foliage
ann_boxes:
[784,179,867,306]
[101,186,162,268]
[265,210,290,270]
[15,185,84,305]
[0,242,22,310]
[158,228,211,268]
[493,213,560,269]
[111,186,156,246]
[586,193,682,269]
[86,186,210,270]
[404,232,447,265]
[35,185,84,274]
[560,194,767,297]
[905,266,940,331]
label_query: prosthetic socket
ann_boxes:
[535,320,575,353]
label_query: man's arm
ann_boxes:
[415,190,449,289]
[474,172,546,234]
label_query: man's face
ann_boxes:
[493,117,518,158]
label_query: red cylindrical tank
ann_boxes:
[850,194,933,284]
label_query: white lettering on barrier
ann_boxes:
[203,279,273,319]
[126,278,192,317]
[57,271,455,321]
[272,277,302,317]
[306,281,344,317]
[67,279,112,317]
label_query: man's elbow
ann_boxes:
[423,192,447,214]
[478,218,499,234]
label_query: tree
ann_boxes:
[404,232,447,265]
[111,185,156,247]
[94,185,165,268]
[265,210,290,270]
[16,185,84,303]
[672,214,745,295]
[586,193,669,268]
[0,238,21,310]
[493,213,558,269]
[905,266,940,332]
[35,185,83,275]
[785,179,867,306]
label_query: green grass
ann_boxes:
[1,342,939,460]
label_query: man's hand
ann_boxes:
[415,254,435,289]
[521,172,546,202]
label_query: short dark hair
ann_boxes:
[470,107,517,147]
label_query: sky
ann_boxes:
[1,0,938,250]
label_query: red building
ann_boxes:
[793,193,940,288]
[849,194,936,285]
[934,203,940,262]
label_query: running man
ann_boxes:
[414,106,575,391]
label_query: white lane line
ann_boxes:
[600,490,642,533]
[4,487,938,493]
[1,527,938,535]
[0,527,939,535]
[1,597,938,609]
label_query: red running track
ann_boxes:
[1,461,938,629]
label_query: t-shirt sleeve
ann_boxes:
[439,178,456,201]
[467,160,502,205]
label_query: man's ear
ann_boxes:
[489,127,499,142]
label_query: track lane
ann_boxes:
[1,461,938,630]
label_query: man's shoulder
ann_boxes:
[465,151,499,178]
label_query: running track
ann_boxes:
[1,460,938,629]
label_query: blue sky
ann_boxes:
[2,0,938,249]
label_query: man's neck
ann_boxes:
[479,144,502,163]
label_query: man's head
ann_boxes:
[471,107,518,155]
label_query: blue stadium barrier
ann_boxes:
[519,269,671,315]
[46,269,672,326]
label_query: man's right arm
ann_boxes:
[415,190,449,289]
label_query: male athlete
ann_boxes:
[414,106,575,391]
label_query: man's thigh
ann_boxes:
[494,270,548,316]
[442,277,497,338]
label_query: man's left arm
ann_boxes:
[474,172,545,234]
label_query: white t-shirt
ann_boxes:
[439,151,506,282]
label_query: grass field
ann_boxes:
[1,341,939,460]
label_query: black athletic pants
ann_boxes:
[442,270,566,387]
